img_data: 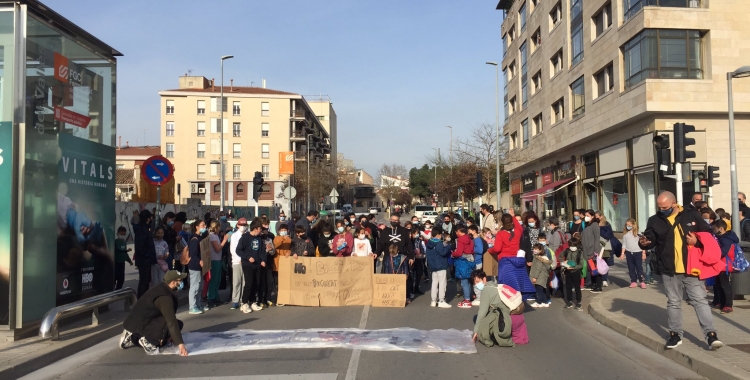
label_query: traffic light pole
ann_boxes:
[728,73,741,236]
[675,162,683,206]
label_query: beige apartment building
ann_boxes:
[307,96,338,164]
[158,76,333,211]
[497,0,750,231]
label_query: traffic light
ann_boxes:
[707,166,720,187]
[674,122,697,163]
[476,171,483,194]
[698,171,708,193]
[252,171,264,201]
[653,133,672,175]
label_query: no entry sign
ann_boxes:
[141,155,174,186]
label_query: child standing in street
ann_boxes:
[426,229,451,308]
[559,237,584,310]
[383,243,411,305]
[528,243,550,308]
[620,218,647,288]
[114,226,133,290]
[152,226,169,287]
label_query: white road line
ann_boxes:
[129,376,338,380]
[344,305,370,380]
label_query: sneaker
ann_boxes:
[530,302,543,308]
[251,303,264,311]
[574,304,582,311]
[590,289,602,294]
[138,337,159,355]
[721,307,733,314]
[438,301,452,308]
[430,301,437,307]
[665,332,682,349]
[540,302,550,308]
[471,299,481,306]
[202,304,210,312]
[565,303,574,309]
[711,303,721,309]
[188,307,204,315]
[458,300,472,308]
[266,301,274,307]
[706,332,723,350]
[629,282,637,288]
[241,303,252,314]
[119,330,134,349]
[409,294,415,300]
[603,281,609,287]
[230,303,240,310]
[640,282,647,289]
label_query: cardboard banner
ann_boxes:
[372,274,407,308]
[277,256,374,306]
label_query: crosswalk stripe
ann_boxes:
[133,375,339,380]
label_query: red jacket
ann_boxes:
[453,234,474,258]
[489,217,523,259]
[332,232,354,257]
[686,231,726,279]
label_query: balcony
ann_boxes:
[294,151,307,162]
[290,132,306,142]
[291,109,305,120]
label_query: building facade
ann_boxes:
[158,76,333,212]
[498,0,750,231]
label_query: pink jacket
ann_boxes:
[686,232,726,280]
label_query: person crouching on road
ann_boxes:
[237,219,267,313]
[120,270,188,356]
[528,244,551,308]
[426,229,451,308]
[229,218,249,310]
[471,270,514,347]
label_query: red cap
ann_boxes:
[237,218,248,226]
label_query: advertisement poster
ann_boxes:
[56,133,115,305]
[0,122,11,325]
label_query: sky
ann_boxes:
[44,0,506,177]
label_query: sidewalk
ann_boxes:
[589,282,750,380]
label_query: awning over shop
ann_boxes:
[521,177,578,199]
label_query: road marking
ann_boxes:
[345,305,370,380]
[129,376,338,380]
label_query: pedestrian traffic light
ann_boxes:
[698,171,708,193]
[674,122,697,163]
[653,133,672,175]
[707,166,720,187]
[476,171,483,194]
[252,171,264,201]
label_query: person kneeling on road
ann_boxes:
[471,270,514,348]
[120,270,188,356]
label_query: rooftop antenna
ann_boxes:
[187,69,193,75]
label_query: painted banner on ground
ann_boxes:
[372,274,406,308]
[277,256,374,306]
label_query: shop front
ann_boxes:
[631,133,657,230]
[511,178,522,211]
[598,143,630,231]
[521,172,537,212]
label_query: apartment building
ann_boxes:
[308,96,338,165]
[497,0,750,231]
[159,76,332,209]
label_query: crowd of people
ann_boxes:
[118,191,750,354]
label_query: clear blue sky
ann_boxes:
[45,0,506,177]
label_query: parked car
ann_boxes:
[438,212,465,226]
[369,207,381,215]
[342,204,354,215]
[421,211,438,224]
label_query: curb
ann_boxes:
[588,290,749,380]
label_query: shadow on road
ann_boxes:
[609,298,706,349]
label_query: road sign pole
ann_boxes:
[156,185,161,226]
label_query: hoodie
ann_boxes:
[332,232,354,257]
[236,233,267,267]
[291,236,314,257]
[426,238,450,271]
[473,236,485,265]
[529,254,551,287]
[453,234,474,258]
[717,230,740,260]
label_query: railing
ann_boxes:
[290,110,305,118]
[39,288,137,340]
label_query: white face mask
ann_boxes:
[570,247,578,251]
[584,216,592,222]
[118,234,126,239]
[238,226,247,233]
[280,231,288,236]
[359,234,366,239]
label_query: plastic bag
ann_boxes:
[549,273,559,290]
[596,255,610,275]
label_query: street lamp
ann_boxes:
[446,126,453,211]
[486,61,501,210]
[307,134,312,212]
[219,55,234,211]
[727,65,750,236]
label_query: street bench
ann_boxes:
[39,288,137,340]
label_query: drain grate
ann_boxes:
[728,344,750,354]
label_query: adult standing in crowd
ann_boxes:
[187,220,208,314]
[161,212,177,270]
[639,191,722,350]
[229,218,248,310]
[296,211,318,240]
[581,209,601,292]
[133,210,156,298]
[480,204,499,280]
[207,220,230,307]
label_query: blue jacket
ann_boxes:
[426,238,450,271]
[473,237,484,265]
[717,231,740,259]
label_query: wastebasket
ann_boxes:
[732,242,750,297]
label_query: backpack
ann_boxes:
[179,237,195,266]
[728,243,750,273]
[554,230,569,263]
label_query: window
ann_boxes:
[508,25,515,44]
[508,60,516,81]
[233,101,241,116]
[532,70,542,95]
[236,184,244,194]
[233,122,241,137]
[532,113,543,135]
[197,164,206,180]
[262,164,270,179]
[571,76,585,118]
[509,96,517,115]
[520,42,528,108]
[530,0,538,11]
[211,163,220,177]
[261,102,270,117]
[210,139,228,154]
[165,122,174,136]
[211,118,228,133]
[197,143,206,158]
[504,94,509,121]
[211,97,226,112]
[213,184,220,193]
[166,143,174,158]
[116,164,125,169]
[593,2,612,39]
[510,132,518,150]
[623,29,703,90]
[262,123,269,137]
[197,121,206,136]
[624,0,700,22]
[550,49,563,76]
[262,143,269,159]
[197,100,205,115]
[550,1,562,29]
[519,2,527,32]
[317,115,327,121]
[552,97,565,124]
[233,164,241,179]
[521,119,529,148]
[165,100,174,114]
[571,0,584,66]
[502,34,508,57]
[531,29,541,52]
[233,143,241,158]
[595,62,615,98]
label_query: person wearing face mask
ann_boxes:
[441,216,456,242]
[711,220,738,314]
[160,212,178,271]
[187,220,208,314]
[375,215,415,274]
[273,224,292,298]
[559,237,584,310]
[621,219,647,289]
[687,193,704,211]
[229,218,248,310]
[411,216,420,228]
[317,225,335,257]
[352,227,375,258]
[114,226,134,290]
[296,211,319,243]
[332,220,354,257]
[567,209,586,238]
[639,191,722,351]
[520,213,541,267]
[134,210,157,298]
[581,209,602,292]
[700,208,717,227]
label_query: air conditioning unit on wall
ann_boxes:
[190,184,198,193]
[198,188,206,194]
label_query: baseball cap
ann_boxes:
[164,270,187,283]
[237,217,248,226]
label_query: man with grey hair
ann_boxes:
[639,191,722,350]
